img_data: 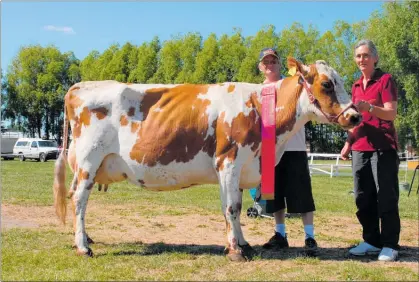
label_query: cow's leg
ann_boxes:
[68,174,94,245]
[218,164,255,261]
[72,161,102,257]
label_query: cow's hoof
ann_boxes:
[76,247,94,257]
[224,244,255,262]
[227,252,247,262]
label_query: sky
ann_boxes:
[1,1,385,72]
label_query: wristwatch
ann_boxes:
[368,103,374,113]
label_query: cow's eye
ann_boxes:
[321,81,332,89]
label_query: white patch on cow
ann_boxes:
[154,107,163,112]
[198,83,263,130]
[131,150,218,190]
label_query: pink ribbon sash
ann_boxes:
[261,85,276,200]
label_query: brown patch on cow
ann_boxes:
[120,115,129,126]
[124,82,133,85]
[130,84,215,166]
[245,93,257,108]
[141,88,170,120]
[312,73,341,116]
[72,107,91,139]
[215,104,261,171]
[227,84,235,93]
[65,86,82,121]
[78,170,89,181]
[275,76,303,136]
[127,107,136,117]
[91,107,108,120]
[131,121,140,133]
[76,169,90,187]
[65,86,90,139]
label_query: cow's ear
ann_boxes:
[287,57,310,77]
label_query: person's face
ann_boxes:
[259,55,281,76]
[354,45,378,74]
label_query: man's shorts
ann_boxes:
[266,151,315,214]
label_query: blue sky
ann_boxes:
[1,1,384,72]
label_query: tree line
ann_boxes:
[1,2,418,153]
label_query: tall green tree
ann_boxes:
[277,23,320,64]
[129,36,160,83]
[149,37,182,84]
[4,45,79,139]
[103,42,135,82]
[80,50,100,81]
[213,28,247,82]
[175,32,202,83]
[191,33,219,83]
[98,44,120,80]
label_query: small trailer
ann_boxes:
[1,131,21,160]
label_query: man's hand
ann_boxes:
[340,142,351,160]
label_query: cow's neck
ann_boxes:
[274,76,312,162]
[248,78,311,160]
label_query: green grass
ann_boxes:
[1,160,418,281]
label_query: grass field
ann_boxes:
[1,159,418,281]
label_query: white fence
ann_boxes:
[308,153,418,178]
[307,153,352,178]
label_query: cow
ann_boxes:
[53,57,361,261]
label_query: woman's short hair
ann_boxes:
[354,39,379,66]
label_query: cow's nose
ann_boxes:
[349,114,362,126]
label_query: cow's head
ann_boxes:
[287,57,362,130]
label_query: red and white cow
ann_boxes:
[54,57,361,261]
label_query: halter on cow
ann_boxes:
[53,57,361,261]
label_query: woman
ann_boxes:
[341,39,400,261]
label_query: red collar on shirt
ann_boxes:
[354,68,385,87]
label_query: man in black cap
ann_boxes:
[258,48,318,255]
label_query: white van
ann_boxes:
[13,138,59,162]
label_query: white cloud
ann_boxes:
[43,25,76,35]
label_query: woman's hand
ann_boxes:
[340,142,351,160]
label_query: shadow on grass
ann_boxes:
[93,241,225,257]
[260,245,419,263]
[93,241,418,262]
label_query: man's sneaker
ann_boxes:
[378,247,399,261]
[262,232,289,249]
[349,242,381,256]
[304,237,318,255]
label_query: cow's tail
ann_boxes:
[53,101,69,225]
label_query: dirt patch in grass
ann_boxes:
[2,202,418,269]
